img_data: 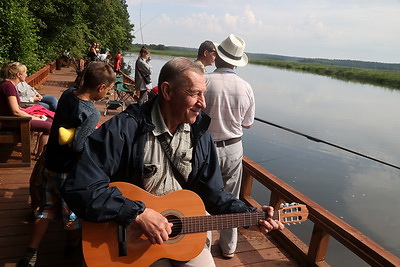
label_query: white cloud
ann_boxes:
[223,13,238,30]
[127,0,400,62]
[244,6,257,25]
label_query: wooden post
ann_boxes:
[308,224,330,263]
[0,116,32,167]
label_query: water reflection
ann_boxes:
[242,65,400,167]
[342,165,400,251]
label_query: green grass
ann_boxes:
[129,48,196,58]
[250,59,400,90]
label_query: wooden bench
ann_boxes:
[0,116,32,167]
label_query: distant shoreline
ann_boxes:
[129,44,400,90]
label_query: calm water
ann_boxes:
[125,54,400,266]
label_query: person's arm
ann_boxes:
[16,82,38,102]
[71,111,100,152]
[62,116,174,244]
[62,119,140,224]
[7,95,41,120]
[30,85,40,96]
[136,58,152,76]
[28,84,43,102]
[242,84,255,129]
[91,47,98,56]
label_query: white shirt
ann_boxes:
[16,81,39,103]
[204,68,255,141]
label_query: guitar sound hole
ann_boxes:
[166,215,182,238]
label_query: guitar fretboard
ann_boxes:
[168,211,277,234]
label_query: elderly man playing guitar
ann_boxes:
[62,57,284,267]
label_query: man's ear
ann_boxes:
[97,83,106,92]
[160,81,172,100]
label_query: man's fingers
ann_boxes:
[167,223,173,235]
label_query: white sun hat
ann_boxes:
[216,34,248,67]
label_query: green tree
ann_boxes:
[29,0,92,61]
[83,0,134,53]
[1,0,134,73]
[0,0,41,73]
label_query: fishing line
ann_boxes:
[134,1,166,44]
[254,117,400,170]
[133,12,163,36]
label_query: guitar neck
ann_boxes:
[173,211,271,234]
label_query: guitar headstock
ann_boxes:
[278,203,308,224]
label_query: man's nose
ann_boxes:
[198,94,206,109]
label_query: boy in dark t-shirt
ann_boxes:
[18,62,116,267]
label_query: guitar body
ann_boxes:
[82,182,207,267]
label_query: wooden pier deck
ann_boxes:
[0,66,299,266]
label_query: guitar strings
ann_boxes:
[166,211,280,223]
[165,211,280,227]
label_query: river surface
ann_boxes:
[124,54,400,266]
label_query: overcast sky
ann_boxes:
[126,0,400,63]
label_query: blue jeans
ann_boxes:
[38,95,58,112]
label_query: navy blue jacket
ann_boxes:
[62,98,255,227]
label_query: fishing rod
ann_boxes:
[254,117,400,170]
[133,12,163,36]
[134,1,165,41]
[139,1,144,44]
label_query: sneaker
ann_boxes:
[16,253,36,267]
[17,248,37,267]
[222,252,235,259]
[16,258,33,267]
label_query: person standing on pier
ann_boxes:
[194,40,217,73]
[204,34,255,259]
[114,49,123,73]
[135,46,153,106]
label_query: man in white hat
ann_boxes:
[204,34,255,259]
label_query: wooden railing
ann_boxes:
[106,62,136,86]
[26,61,56,87]
[120,70,135,85]
[240,156,400,266]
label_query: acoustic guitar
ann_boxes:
[82,182,308,266]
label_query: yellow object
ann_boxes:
[59,127,76,145]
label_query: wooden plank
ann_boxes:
[212,229,300,267]
[0,66,300,267]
